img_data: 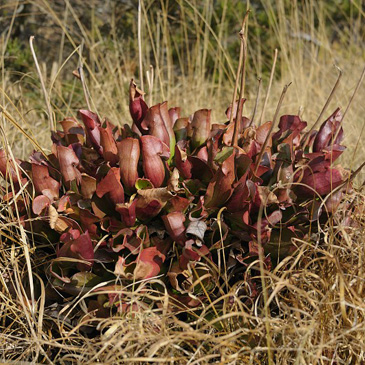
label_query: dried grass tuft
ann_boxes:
[0,188,364,363]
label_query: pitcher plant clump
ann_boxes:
[0,74,355,320]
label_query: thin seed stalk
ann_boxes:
[232,35,247,147]
[232,10,250,147]
[302,66,342,150]
[29,36,54,130]
[229,10,250,129]
[138,0,144,95]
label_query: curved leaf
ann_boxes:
[190,109,211,150]
[136,187,174,221]
[79,110,102,154]
[117,138,140,192]
[56,145,81,185]
[96,167,124,205]
[58,230,94,271]
[129,79,148,133]
[32,195,51,215]
[116,199,137,227]
[80,174,97,199]
[140,135,169,188]
[296,167,344,197]
[141,103,170,146]
[134,247,165,280]
[313,108,343,152]
[162,211,186,245]
[168,107,181,127]
[32,164,60,199]
[0,149,24,184]
[99,121,118,165]
[204,153,235,208]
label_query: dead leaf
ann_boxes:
[186,220,207,241]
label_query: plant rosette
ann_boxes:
[0,80,352,317]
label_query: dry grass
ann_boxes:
[0,0,365,363]
[1,188,364,363]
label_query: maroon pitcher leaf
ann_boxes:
[96,167,124,205]
[141,102,176,159]
[175,144,213,183]
[175,144,192,179]
[32,195,51,215]
[59,117,85,144]
[325,189,343,214]
[165,196,191,213]
[296,167,344,197]
[129,79,148,133]
[60,117,84,134]
[141,103,170,145]
[168,107,181,127]
[181,241,210,268]
[136,200,163,219]
[79,209,99,237]
[140,135,169,188]
[117,137,140,192]
[159,101,176,159]
[162,211,186,245]
[226,182,250,213]
[58,230,94,271]
[115,199,137,227]
[0,149,24,184]
[173,117,190,141]
[134,247,165,280]
[110,228,137,253]
[313,108,343,152]
[80,174,97,199]
[204,154,235,208]
[273,115,307,140]
[79,110,102,154]
[56,145,82,185]
[190,109,211,150]
[136,187,174,221]
[99,121,118,165]
[255,121,273,146]
[31,164,60,199]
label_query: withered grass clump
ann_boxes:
[0,189,364,363]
